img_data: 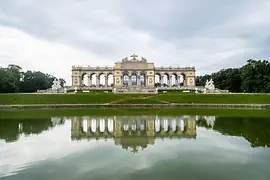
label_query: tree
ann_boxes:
[195,74,211,86]
[0,64,66,93]
[196,59,269,93]
[240,59,270,93]
[7,64,22,92]
[20,71,56,92]
[0,68,16,93]
[59,78,66,87]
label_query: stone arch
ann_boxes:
[162,73,170,87]
[108,119,114,133]
[90,73,97,87]
[107,73,114,87]
[123,72,129,86]
[139,72,146,86]
[178,73,186,87]
[179,119,185,132]
[155,73,161,87]
[171,73,178,87]
[82,119,88,133]
[98,73,106,87]
[140,120,146,131]
[81,73,88,87]
[131,72,137,85]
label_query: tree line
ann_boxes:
[0,64,66,93]
[196,59,270,93]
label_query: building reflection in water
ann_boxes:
[70,116,197,153]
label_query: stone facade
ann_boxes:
[71,54,196,93]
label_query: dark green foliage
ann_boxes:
[0,64,66,93]
[240,59,270,93]
[0,68,16,93]
[0,118,64,142]
[212,117,270,147]
[196,59,270,93]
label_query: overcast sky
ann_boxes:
[0,0,270,85]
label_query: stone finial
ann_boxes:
[141,57,147,62]
[122,57,128,61]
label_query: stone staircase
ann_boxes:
[115,86,157,94]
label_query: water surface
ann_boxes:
[0,115,270,180]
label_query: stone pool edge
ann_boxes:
[0,104,270,110]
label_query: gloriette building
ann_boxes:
[72,54,196,93]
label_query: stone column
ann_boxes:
[121,76,123,86]
[105,75,108,87]
[96,76,100,87]
[168,76,172,87]
[137,75,140,86]
[128,76,132,86]
[184,78,187,87]
[88,75,92,87]
[160,76,164,87]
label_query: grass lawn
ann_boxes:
[0,92,270,105]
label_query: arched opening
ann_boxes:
[155,119,161,132]
[140,73,146,86]
[123,74,129,86]
[91,119,96,132]
[180,119,185,132]
[123,120,129,131]
[171,119,177,132]
[172,74,177,87]
[90,74,97,87]
[163,119,168,132]
[131,120,137,131]
[99,74,105,87]
[82,119,88,133]
[82,73,88,87]
[179,74,186,87]
[163,74,169,87]
[99,119,105,132]
[108,119,114,133]
[155,74,161,87]
[131,73,137,85]
[140,120,146,131]
[108,74,114,87]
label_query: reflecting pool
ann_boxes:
[1,115,270,180]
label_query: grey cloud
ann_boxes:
[0,0,270,77]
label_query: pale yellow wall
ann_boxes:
[147,119,155,136]
[72,70,81,87]
[113,120,123,137]
[186,70,196,87]
[114,70,122,87]
[114,75,122,87]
